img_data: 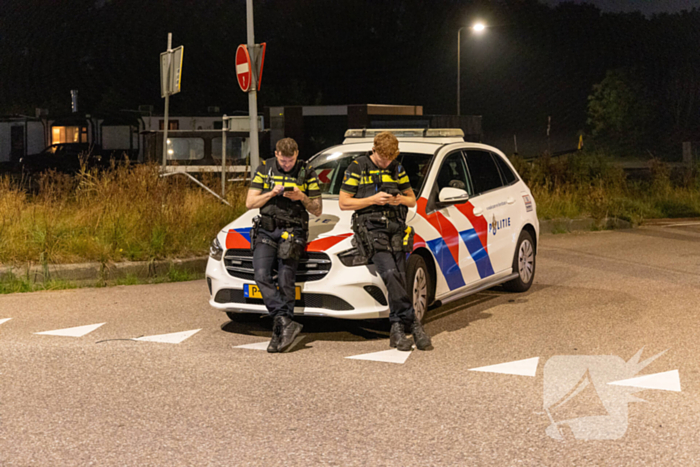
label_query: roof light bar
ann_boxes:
[344,128,464,138]
[425,129,464,137]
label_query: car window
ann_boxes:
[310,151,432,196]
[465,150,504,196]
[436,151,471,195]
[166,138,205,161]
[492,152,516,185]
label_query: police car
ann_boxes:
[206,129,538,322]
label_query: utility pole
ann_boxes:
[246,0,260,169]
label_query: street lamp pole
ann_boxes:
[457,27,467,116]
[457,22,486,117]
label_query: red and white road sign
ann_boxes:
[236,45,252,92]
[318,169,332,184]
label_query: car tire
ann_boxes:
[406,254,432,323]
[503,230,536,292]
[226,312,263,323]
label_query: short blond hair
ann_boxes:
[275,138,298,157]
[373,132,400,160]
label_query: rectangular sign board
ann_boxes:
[160,45,184,97]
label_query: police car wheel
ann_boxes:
[226,312,263,322]
[503,230,535,292]
[407,254,431,323]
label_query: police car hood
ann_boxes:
[218,198,417,255]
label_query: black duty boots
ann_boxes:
[390,322,413,351]
[275,316,303,352]
[411,320,432,350]
[267,318,283,353]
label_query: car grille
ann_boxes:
[214,288,353,311]
[223,249,332,282]
[363,285,387,306]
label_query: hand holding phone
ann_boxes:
[284,186,295,192]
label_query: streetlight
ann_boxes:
[457,22,487,116]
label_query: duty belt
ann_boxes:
[261,214,305,230]
[357,209,399,220]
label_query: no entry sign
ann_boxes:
[236,45,252,92]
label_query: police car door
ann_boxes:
[428,150,486,289]
[464,149,512,275]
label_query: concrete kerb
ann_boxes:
[0,257,208,284]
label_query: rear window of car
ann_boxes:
[465,150,504,195]
[310,151,432,196]
[493,152,517,185]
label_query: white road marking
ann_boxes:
[0,318,11,326]
[469,357,540,376]
[132,329,201,344]
[35,323,106,337]
[608,369,681,392]
[346,348,413,364]
[234,340,271,350]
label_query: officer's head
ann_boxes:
[274,138,299,172]
[371,132,400,169]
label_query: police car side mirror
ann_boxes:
[438,187,469,205]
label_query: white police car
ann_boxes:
[206,129,538,322]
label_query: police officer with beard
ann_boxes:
[339,132,431,351]
[246,138,322,353]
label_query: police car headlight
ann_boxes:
[338,247,369,267]
[209,237,223,261]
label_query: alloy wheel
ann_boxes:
[413,266,428,322]
[518,239,534,284]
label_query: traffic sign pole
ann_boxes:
[162,33,172,172]
[222,115,228,197]
[246,0,260,170]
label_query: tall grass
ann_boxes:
[1,153,698,266]
[511,152,700,224]
[0,163,247,265]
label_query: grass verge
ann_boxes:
[0,266,205,294]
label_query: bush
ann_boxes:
[510,150,700,223]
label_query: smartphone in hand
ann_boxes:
[284,186,295,192]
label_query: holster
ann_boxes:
[250,216,261,251]
[277,231,305,260]
[351,213,372,260]
[391,225,414,253]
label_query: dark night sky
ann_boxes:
[541,0,699,16]
[1,0,699,151]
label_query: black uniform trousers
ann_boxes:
[253,227,303,319]
[368,222,416,326]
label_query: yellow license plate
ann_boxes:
[244,284,301,300]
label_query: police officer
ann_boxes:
[246,138,322,353]
[338,132,432,351]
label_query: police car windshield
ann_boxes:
[310,151,432,196]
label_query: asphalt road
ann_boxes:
[1,223,699,466]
